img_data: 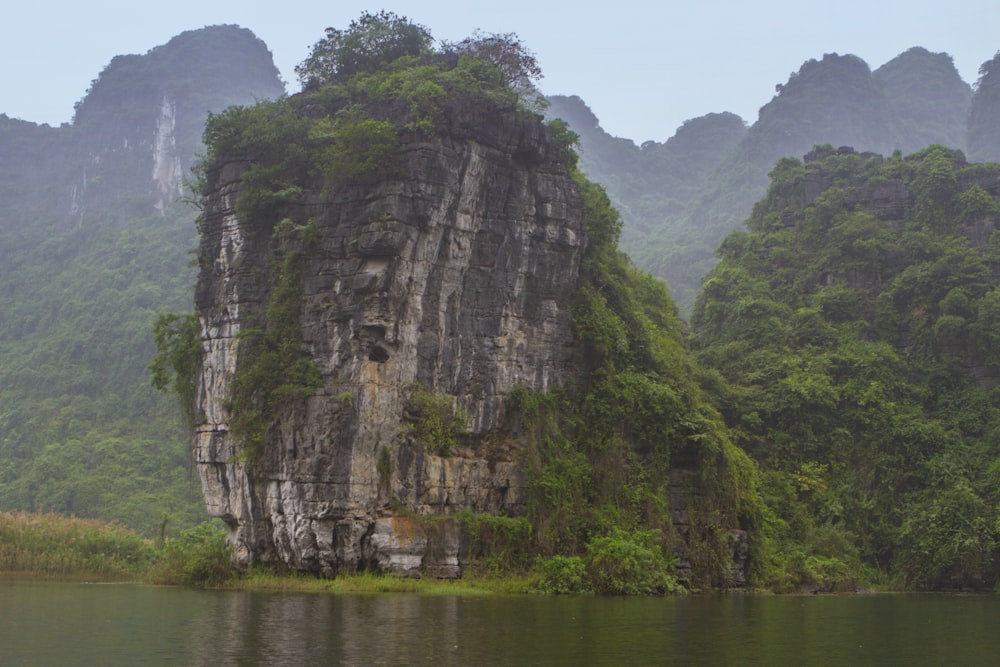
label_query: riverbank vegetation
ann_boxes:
[0,511,156,580]
[0,511,230,586]
[0,511,633,595]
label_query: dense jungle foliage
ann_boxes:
[0,203,205,533]
[691,145,1000,590]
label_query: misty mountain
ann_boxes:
[747,53,896,165]
[546,96,747,253]
[550,47,980,313]
[0,26,284,533]
[2,25,284,230]
[875,47,972,154]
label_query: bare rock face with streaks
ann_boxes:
[192,104,585,576]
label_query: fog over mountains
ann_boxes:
[548,46,1000,312]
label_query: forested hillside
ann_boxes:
[0,26,284,534]
[692,145,1000,589]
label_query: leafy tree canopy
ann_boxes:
[443,30,542,97]
[295,11,543,109]
[295,11,434,89]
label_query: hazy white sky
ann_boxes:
[2,0,997,143]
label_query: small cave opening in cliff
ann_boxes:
[361,324,389,362]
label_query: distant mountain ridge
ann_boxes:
[969,52,1000,162]
[548,46,995,313]
[1,25,285,229]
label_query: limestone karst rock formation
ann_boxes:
[193,99,587,576]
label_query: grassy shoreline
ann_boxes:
[0,511,540,594]
[0,511,899,595]
[226,569,537,595]
[0,511,154,580]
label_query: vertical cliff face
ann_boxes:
[193,105,585,575]
[969,53,1000,163]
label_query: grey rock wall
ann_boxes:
[193,112,585,576]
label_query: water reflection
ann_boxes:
[4,580,1000,666]
[193,594,532,666]
[193,593,1000,666]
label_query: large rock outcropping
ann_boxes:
[193,104,585,576]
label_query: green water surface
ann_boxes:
[2,580,997,665]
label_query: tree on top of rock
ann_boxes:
[444,30,543,102]
[295,11,433,89]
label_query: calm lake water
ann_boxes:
[2,579,999,666]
